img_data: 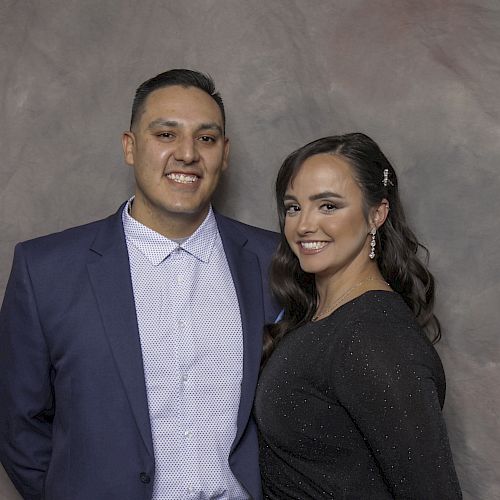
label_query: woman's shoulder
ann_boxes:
[326,290,447,408]
[334,290,422,336]
[329,291,443,370]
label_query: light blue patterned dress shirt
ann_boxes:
[122,202,249,500]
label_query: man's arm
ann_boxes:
[0,243,54,500]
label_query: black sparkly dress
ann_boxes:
[255,291,462,499]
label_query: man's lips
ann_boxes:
[165,172,200,184]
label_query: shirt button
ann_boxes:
[181,374,188,382]
[139,472,151,484]
[187,485,194,493]
[178,320,186,330]
[184,430,193,438]
[176,275,183,283]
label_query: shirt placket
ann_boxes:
[168,248,200,497]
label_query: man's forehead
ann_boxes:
[138,85,223,126]
[146,86,219,111]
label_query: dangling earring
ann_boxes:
[369,228,376,259]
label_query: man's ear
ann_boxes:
[370,198,390,230]
[122,131,136,166]
[221,137,230,171]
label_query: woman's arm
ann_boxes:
[333,313,462,499]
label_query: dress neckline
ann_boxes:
[311,289,397,323]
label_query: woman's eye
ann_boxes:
[321,203,337,212]
[285,205,300,215]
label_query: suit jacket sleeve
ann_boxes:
[0,243,53,500]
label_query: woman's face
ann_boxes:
[283,153,373,280]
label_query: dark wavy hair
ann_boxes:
[262,132,441,366]
[130,69,225,132]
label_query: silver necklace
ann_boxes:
[312,276,389,321]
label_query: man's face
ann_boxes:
[122,85,229,237]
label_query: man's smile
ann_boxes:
[166,172,199,184]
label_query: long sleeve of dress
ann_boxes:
[332,307,462,499]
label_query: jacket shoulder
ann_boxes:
[16,207,122,262]
[214,212,279,248]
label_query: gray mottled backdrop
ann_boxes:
[1,0,499,498]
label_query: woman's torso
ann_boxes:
[255,291,459,499]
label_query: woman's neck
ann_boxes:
[314,263,391,320]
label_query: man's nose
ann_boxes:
[174,136,200,164]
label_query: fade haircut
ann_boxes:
[129,69,226,132]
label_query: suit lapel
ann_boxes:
[85,208,268,459]
[215,214,265,450]
[86,205,154,457]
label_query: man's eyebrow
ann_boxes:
[147,119,178,129]
[146,119,223,135]
[196,122,223,135]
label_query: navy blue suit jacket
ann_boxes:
[0,204,280,500]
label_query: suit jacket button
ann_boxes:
[140,472,151,484]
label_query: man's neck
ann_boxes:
[129,200,209,239]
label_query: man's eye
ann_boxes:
[157,132,174,139]
[285,204,300,215]
[199,136,216,143]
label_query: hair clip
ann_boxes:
[382,169,393,187]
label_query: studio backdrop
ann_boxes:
[1,1,499,499]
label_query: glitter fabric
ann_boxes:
[255,291,462,499]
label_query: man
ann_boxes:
[0,69,280,500]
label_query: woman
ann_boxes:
[255,133,462,499]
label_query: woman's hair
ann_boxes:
[262,132,441,366]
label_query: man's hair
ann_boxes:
[129,69,226,132]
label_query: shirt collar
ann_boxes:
[122,199,218,266]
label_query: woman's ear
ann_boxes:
[370,198,390,230]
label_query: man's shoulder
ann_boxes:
[214,212,279,247]
[17,205,123,257]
